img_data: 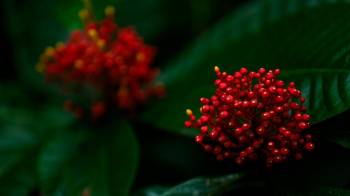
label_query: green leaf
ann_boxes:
[265,141,350,195]
[50,144,93,196]
[161,173,243,196]
[37,128,90,193]
[142,0,350,136]
[0,161,37,196]
[134,186,169,196]
[90,120,140,196]
[286,187,350,196]
[0,126,38,177]
[52,120,139,196]
[309,187,350,196]
[0,103,75,195]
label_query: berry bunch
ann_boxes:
[185,66,314,166]
[37,6,164,119]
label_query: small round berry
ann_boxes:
[281,148,290,155]
[184,121,192,128]
[303,114,311,121]
[242,123,250,130]
[305,142,315,151]
[240,67,248,74]
[258,68,266,74]
[262,112,271,119]
[298,122,308,130]
[195,135,203,143]
[219,111,229,118]
[200,126,208,133]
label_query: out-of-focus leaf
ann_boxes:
[50,120,139,196]
[0,126,38,177]
[309,187,350,196]
[37,128,90,193]
[161,173,243,196]
[0,161,37,196]
[142,0,350,137]
[0,103,74,195]
[266,141,350,195]
[287,187,350,196]
[90,120,139,196]
[134,186,169,196]
[50,141,93,196]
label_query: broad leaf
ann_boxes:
[142,0,350,137]
[37,128,90,193]
[0,161,37,196]
[161,173,243,196]
[52,120,140,196]
[90,120,140,196]
[0,126,38,177]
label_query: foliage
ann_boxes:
[1,0,350,195]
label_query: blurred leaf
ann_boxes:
[160,173,243,196]
[331,137,350,149]
[142,0,350,137]
[134,186,169,196]
[266,141,350,195]
[50,142,93,196]
[287,187,350,196]
[308,187,350,196]
[50,120,139,196]
[0,125,38,177]
[0,161,37,196]
[37,128,90,193]
[90,120,140,196]
[0,103,74,195]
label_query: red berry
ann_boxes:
[39,8,160,119]
[240,67,248,74]
[298,122,308,130]
[219,111,229,118]
[184,67,314,167]
[281,148,290,155]
[185,121,192,127]
[226,95,234,103]
[305,142,314,151]
[195,135,203,143]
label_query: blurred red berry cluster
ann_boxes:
[185,66,314,166]
[37,6,164,120]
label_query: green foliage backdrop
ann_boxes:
[1,0,350,195]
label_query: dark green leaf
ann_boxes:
[90,120,140,196]
[161,173,243,196]
[0,126,38,177]
[0,161,37,196]
[134,186,169,196]
[286,187,350,196]
[308,187,350,196]
[142,0,350,137]
[266,142,350,195]
[37,128,90,193]
[46,120,139,196]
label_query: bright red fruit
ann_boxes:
[185,66,314,166]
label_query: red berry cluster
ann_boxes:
[185,66,314,166]
[37,6,164,119]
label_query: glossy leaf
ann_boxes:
[142,0,350,137]
[161,173,243,196]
